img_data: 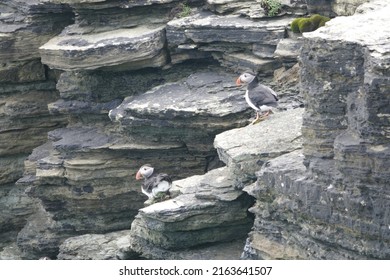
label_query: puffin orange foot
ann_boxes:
[251,117,266,125]
[251,113,268,125]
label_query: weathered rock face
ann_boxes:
[57,230,133,260]
[207,0,307,18]
[57,229,247,260]
[3,0,384,261]
[243,0,390,260]
[0,0,72,63]
[306,0,369,16]
[13,0,235,258]
[215,108,304,187]
[127,167,254,259]
[166,11,294,72]
[0,0,71,249]
[40,26,168,71]
[16,66,256,258]
[331,0,368,15]
[124,108,304,260]
[305,0,335,16]
[109,70,252,154]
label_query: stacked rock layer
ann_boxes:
[243,0,390,259]
[2,0,386,260]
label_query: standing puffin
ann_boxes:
[135,164,172,204]
[236,71,278,124]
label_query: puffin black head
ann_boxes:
[135,164,154,180]
[236,71,257,86]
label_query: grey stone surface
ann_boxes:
[109,70,252,153]
[57,229,247,260]
[166,10,293,69]
[305,0,335,17]
[57,230,133,260]
[332,0,368,15]
[274,38,303,63]
[0,243,23,260]
[40,26,167,71]
[0,1,72,62]
[207,0,307,18]
[128,167,254,259]
[167,11,291,45]
[15,67,249,257]
[16,205,66,259]
[2,0,387,262]
[244,0,390,260]
[214,108,304,186]
[0,0,70,251]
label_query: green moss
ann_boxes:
[291,18,302,33]
[290,14,331,33]
[298,18,315,33]
[318,18,330,27]
[310,14,330,27]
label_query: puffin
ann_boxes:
[135,164,172,204]
[236,71,278,124]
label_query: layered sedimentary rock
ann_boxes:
[306,0,366,16]
[207,0,307,18]
[243,0,390,260]
[0,0,72,62]
[0,0,71,249]
[40,26,168,71]
[166,11,294,72]
[16,67,253,258]
[109,71,252,154]
[124,108,303,260]
[3,0,383,261]
[331,0,368,15]
[57,228,246,260]
[57,230,132,260]
[215,108,304,187]
[127,167,254,259]
[13,0,205,258]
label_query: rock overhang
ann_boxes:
[39,25,167,70]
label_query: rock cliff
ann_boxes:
[0,0,71,249]
[242,0,390,259]
[1,0,388,260]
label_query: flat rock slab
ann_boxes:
[214,108,304,182]
[48,0,178,6]
[274,38,303,62]
[110,71,250,124]
[128,167,254,258]
[0,2,72,62]
[109,70,252,152]
[57,230,246,260]
[170,166,243,201]
[219,53,279,76]
[0,243,24,260]
[57,230,133,260]
[167,11,292,46]
[39,25,167,70]
[303,1,390,53]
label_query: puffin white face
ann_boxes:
[236,72,256,86]
[135,164,154,180]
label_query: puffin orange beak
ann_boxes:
[135,171,143,180]
[236,77,242,86]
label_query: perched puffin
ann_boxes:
[135,164,172,204]
[236,71,278,124]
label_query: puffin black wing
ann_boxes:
[248,84,278,109]
[142,173,172,194]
